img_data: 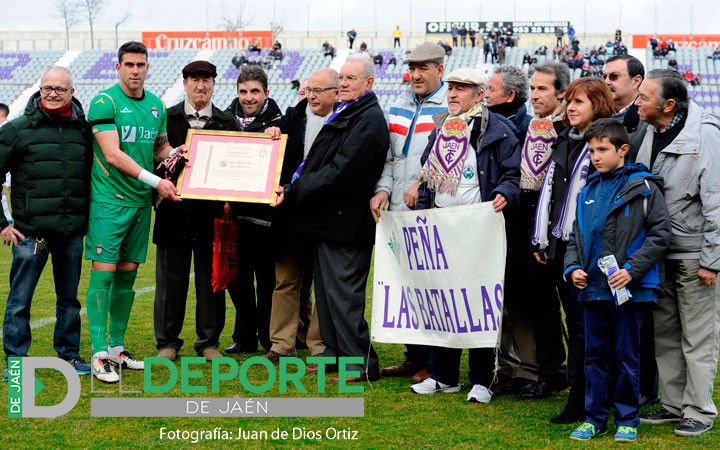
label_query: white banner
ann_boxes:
[371,203,506,349]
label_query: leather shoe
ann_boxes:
[331,373,380,383]
[381,360,417,377]
[411,368,431,384]
[201,347,222,361]
[517,378,570,400]
[157,347,178,361]
[224,343,257,354]
[497,377,536,395]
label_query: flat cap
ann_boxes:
[445,68,488,89]
[182,60,217,79]
[405,42,445,65]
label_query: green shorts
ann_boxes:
[85,202,151,264]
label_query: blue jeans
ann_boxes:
[3,233,84,361]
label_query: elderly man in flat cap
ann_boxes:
[370,41,448,384]
[153,60,239,362]
[408,68,520,404]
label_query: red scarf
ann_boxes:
[40,101,72,121]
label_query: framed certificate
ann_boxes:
[176,129,287,203]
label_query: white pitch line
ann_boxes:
[0,273,194,334]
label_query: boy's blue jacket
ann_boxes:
[563,162,672,303]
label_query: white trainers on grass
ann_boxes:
[411,377,461,394]
[467,384,493,403]
[92,357,119,383]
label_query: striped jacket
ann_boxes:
[375,83,447,211]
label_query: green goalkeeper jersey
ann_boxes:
[88,83,167,207]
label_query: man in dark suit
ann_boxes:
[272,57,389,382]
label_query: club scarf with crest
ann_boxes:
[420,102,485,196]
[520,103,565,191]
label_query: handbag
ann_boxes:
[211,203,239,292]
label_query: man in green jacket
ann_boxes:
[0,66,93,382]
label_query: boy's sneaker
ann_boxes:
[467,384,493,403]
[614,426,637,442]
[110,351,144,370]
[411,377,460,394]
[674,418,713,437]
[570,422,606,441]
[67,357,91,375]
[639,407,682,424]
[92,358,119,383]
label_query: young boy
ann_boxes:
[563,119,671,442]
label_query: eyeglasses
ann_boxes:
[40,86,71,95]
[602,72,623,81]
[337,75,369,82]
[305,87,337,95]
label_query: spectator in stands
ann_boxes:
[358,42,373,61]
[667,40,676,55]
[392,25,402,48]
[615,28,622,42]
[497,44,506,64]
[388,54,397,66]
[538,44,548,56]
[261,68,339,364]
[0,67,93,382]
[372,42,448,385]
[712,47,720,61]
[488,26,499,45]
[483,39,492,64]
[523,51,533,66]
[290,77,301,95]
[451,23,459,47]
[556,26,564,47]
[224,65,282,356]
[373,53,384,66]
[567,24,576,45]
[295,79,308,103]
[650,36,659,55]
[469,27,477,48]
[248,39,262,52]
[459,25,468,48]
[347,28,357,49]
[668,57,678,70]
[505,24,516,47]
[634,69,720,439]
[440,41,453,57]
[324,42,336,58]
[684,70,700,86]
[270,41,283,61]
[231,52,247,69]
[153,61,238,363]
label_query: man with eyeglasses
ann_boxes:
[0,66,93,382]
[604,55,645,134]
[370,42,447,384]
[271,57,389,383]
[262,68,340,364]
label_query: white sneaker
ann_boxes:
[92,357,119,383]
[411,377,461,394]
[467,384,493,403]
[109,351,144,370]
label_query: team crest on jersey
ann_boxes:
[530,119,555,136]
[95,244,103,255]
[120,107,132,114]
[151,106,159,119]
[443,118,468,135]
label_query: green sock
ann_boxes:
[108,270,138,349]
[86,270,114,355]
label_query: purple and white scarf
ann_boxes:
[532,142,590,248]
[420,102,484,195]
